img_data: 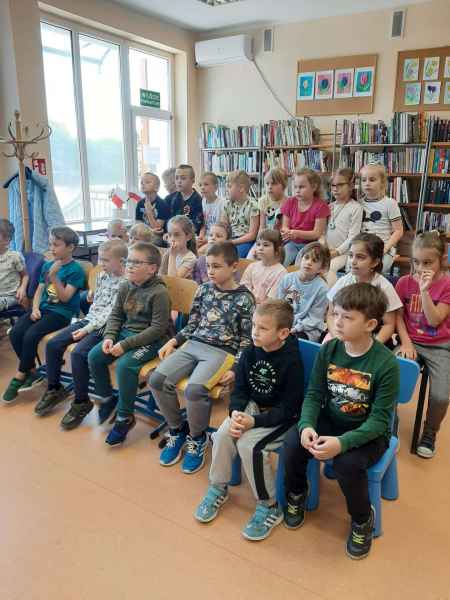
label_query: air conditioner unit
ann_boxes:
[195,34,253,67]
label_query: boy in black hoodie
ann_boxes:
[194,299,304,542]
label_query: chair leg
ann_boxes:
[230,455,242,486]
[369,480,382,538]
[410,368,428,454]
[381,456,399,501]
[275,451,286,506]
[306,459,320,511]
[323,460,336,480]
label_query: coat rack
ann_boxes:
[0,110,52,252]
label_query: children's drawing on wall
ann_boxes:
[353,67,374,97]
[423,56,440,81]
[297,72,315,101]
[444,81,450,105]
[423,81,441,104]
[334,68,354,98]
[404,82,421,106]
[403,57,419,82]
[444,56,450,79]
[314,70,334,100]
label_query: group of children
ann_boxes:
[1,158,449,560]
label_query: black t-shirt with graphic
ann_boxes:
[166,190,204,234]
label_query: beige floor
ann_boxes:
[0,333,449,600]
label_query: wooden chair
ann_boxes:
[236,258,254,278]
[287,265,299,273]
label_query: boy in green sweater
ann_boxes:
[283,282,399,560]
[88,242,171,446]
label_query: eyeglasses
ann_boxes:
[125,259,153,268]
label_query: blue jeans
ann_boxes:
[283,241,305,266]
[235,241,253,258]
[45,320,103,402]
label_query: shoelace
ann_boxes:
[165,432,180,448]
[185,438,200,454]
[351,530,367,546]
[421,431,435,447]
[287,502,299,516]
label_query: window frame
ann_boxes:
[40,13,174,225]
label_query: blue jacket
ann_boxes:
[3,168,65,254]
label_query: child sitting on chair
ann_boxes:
[107,219,129,243]
[283,283,399,560]
[194,299,303,542]
[88,242,171,446]
[0,219,28,311]
[34,239,127,428]
[4,227,85,403]
[129,222,154,245]
[193,221,231,285]
[149,241,255,474]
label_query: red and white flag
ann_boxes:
[128,192,142,203]
[110,187,127,209]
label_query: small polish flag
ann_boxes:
[128,192,142,203]
[110,187,127,209]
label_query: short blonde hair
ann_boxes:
[295,168,325,200]
[360,162,388,194]
[265,167,288,189]
[227,170,251,193]
[201,171,218,186]
[256,299,294,331]
[99,239,128,260]
[129,222,154,243]
[177,164,195,181]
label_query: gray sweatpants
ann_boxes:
[0,295,19,311]
[414,341,450,433]
[148,340,234,438]
[210,403,292,504]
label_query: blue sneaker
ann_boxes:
[182,433,209,474]
[242,503,283,541]
[105,416,136,446]
[194,485,229,523]
[159,428,188,466]
[98,395,118,425]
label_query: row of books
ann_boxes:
[341,113,425,145]
[425,180,450,204]
[430,148,450,174]
[429,117,450,142]
[202,150,260,174]
[261,118,316,147]
[422,211,450,233]
[389,177,414,204]
[341,148,426,174]
[200,123,262,149]
[263,149,330,174]
[216,180,259,200]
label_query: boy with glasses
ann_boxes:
[88,242,171,446]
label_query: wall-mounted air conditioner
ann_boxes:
[195,34,253,67]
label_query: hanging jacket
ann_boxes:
[3,167,65,254]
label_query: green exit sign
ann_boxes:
[140,89,160,108]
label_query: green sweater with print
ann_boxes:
[298,339,399,452]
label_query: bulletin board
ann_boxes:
[296,54,378,117]
[394,46,450,112]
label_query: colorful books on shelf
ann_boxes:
[200,123,261,148]
[264,149,329,174]
[423,211,450,233]
[261,118,316,147]
[430,148,450,174]
[389,177,413,204]
[341,112,424,145]
[426,180,450,204]
[341,148,426,173]
[429,118,450,142]
[202,150,260,174]
[216,179,259,200]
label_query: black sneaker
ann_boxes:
[35,387,70,417]
[98,396,118,425]
[283,488,308,530]
[416,429,436,459]
[346,506,375,560]
[61,400,94,431]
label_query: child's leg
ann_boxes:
[415,342,450,434]
[70,331,103,403]
[381,252,394,274]
[326,255,348,287]
[284,242,304,267]
[0,295,19,310]
[236,242,253,258]
[283,424,313,494]
[87,341,117,399]
[183,341,234,438]
[113,341,164,419]
[45,321,88,388]
[148,343,199,431]
[333,437,388,524]
[10,311,68,375]
[209,417,238,488]
[237,424,290,505]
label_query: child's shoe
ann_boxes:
[35,387,70,416]
[182,433,209,474]
[105,415,136,446]
[2,378,25,403]
[159,427,188,466]
[283,488,308,529]
[242,503,283,541]
[19,371,44,392]
[416,429,436,459]
[97,395,118,424]
[60,400,94,430]
[194,485,229,523]
[346,506,375,560]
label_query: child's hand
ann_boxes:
[309,436,341,460]
[229,411,245,438]
[300,427,318,449]
[419,270,434,293]
[72,329,87,341]
[110,343,124,357]
[159,338,177,360]
[397,343,417,361]
[281,229,292,242]
[329,249,339,259]
[48,260,63,278]
[87,290,94,303]
[235,412,254,432]
[30,308,41,321]
[102,339,114,354]
[219,370,235,386]
[16,286,27,303]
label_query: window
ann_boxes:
[41,19,173,224]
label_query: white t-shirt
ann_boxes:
[327,272,403,313]
[326,200,364,255]
[361,196,401,245]
[202,196,225,235]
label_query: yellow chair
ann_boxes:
[236,258,254,279]
[287,265,299,273]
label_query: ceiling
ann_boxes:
[110,0,430,32]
